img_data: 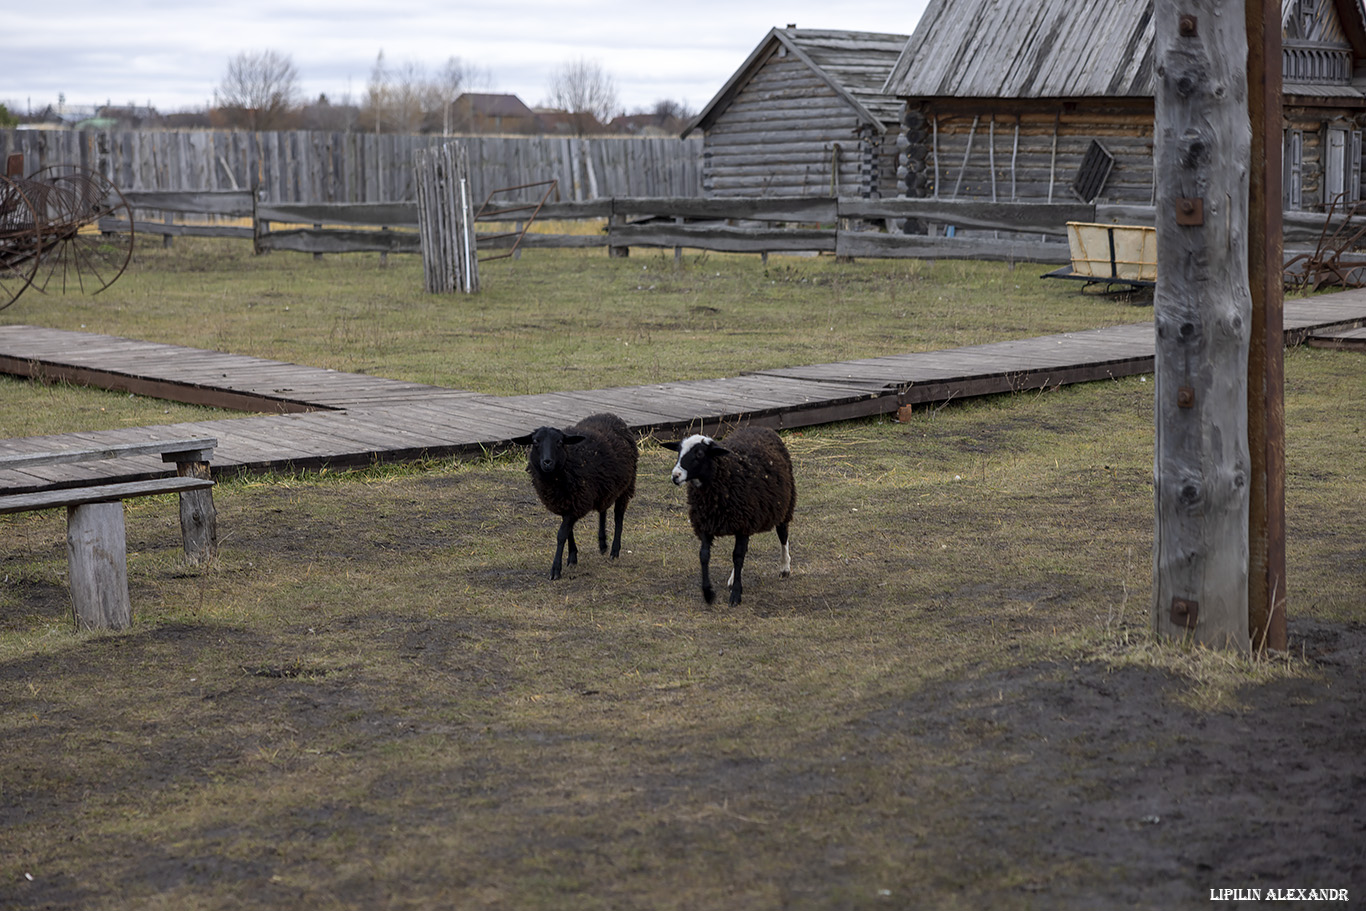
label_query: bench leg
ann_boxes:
[66,502,132,630]
[176,461,218,565]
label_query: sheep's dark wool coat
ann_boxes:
[526,413,637,521]
[681,427,795,539]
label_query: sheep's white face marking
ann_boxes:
[670,434,713,486]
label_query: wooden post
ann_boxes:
[251,180,262,255]
[608,212,630,258]
[176,460,218,565]
[1246,0,1287,652]
[66,502,131,630]
[1152,0,1252,650]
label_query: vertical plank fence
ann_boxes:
[0,129,702,205]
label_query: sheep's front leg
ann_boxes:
[609,497,627,559]
[552,515,578,579]
[597,508,609,555]
[699,533,715,604]
[729,534,749,606]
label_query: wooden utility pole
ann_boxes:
[1152,0,1252,650]
[1246,0,1288,652]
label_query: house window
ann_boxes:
[1323,124,1362,208]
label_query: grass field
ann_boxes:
[1,240,1363,909]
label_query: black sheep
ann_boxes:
[662,427,796,606]
[512,413,638,580]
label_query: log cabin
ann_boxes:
[682,27,909,198]
[883,0,1366,214]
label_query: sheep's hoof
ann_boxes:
[550,568,561,580]
[702,586,715,604]
[729,591,743,607]
[780,569,791,578]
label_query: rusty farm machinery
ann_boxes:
[0,158,134,310]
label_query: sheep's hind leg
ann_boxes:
[597,509,609,555]
[777,523,791,577]
[608,497,627,559]
[699,534,715,604]
[729,535,750,606]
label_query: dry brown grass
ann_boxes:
[1,243,1363,909]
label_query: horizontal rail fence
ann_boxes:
[0,129,702,204]
[101,194,1348,263]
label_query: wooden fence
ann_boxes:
[0,128,703,204]
[103,193,1345,263]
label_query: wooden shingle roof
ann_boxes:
[883,0,1155,99]
[884,0,1366,100]
[684,27,909,137]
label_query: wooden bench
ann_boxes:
[0,437,219,630]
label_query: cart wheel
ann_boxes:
[26,165,134,297]
[0,175,41,310]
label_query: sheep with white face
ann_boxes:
[663,427,795,606]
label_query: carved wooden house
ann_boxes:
[682,27,909,198]
[883,0,1366,213]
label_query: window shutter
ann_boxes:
[1325,124,1347,207]
[1351,130,1362,202]
[1285,130,1304,210]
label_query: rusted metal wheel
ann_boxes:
[0,174,42,310]
[25,165,134,297]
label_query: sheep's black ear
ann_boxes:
[708,443,731,457]
[562,434,587,445]
[660,440,682,452]
[510,433,535,446]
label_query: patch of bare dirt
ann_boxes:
[851,618,1366,907]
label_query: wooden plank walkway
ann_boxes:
[0,326,479,413]
[2,289,1365,494]
[1306,324,1366,351]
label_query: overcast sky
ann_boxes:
[4,1,930,118]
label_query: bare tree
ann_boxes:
[364,50,391,134]
[365,52,494,134]
[650,99,693,122]
[436,56,493,100]
[650,98,695,132]
[547,58,621,134]
[216,49,300,130]
[435,56,493,133]
[385,59,436,134]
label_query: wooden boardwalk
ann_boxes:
[2,289,1365,494]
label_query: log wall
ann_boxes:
[701,50,895,198]
[901,96,1366,212]
[903,100,1159,205]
